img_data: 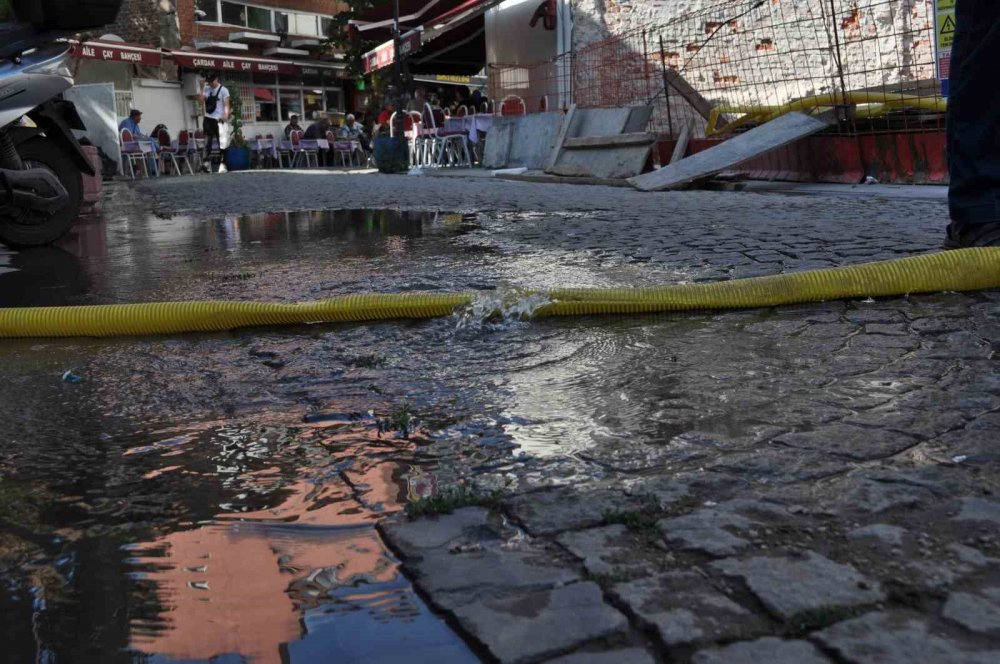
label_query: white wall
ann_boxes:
[131,79,187,139]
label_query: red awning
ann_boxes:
[253,88,275,101]
[71,40,163,66]
[170,50,298,75]
[356,0,501,75]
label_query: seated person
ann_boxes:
[119,108,159,173]
[375,103,414,136]
[283,114,302,139]
[303,116,332,165]
[119,109,158,152]
[338,114,370,153]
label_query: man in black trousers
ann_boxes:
[946,0,1000,247]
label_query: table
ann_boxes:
[442,115,493,143]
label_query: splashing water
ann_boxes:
[453,289,553,331]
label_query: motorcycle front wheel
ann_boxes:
[0,137,83,248]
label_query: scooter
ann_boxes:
[0,0,122,248]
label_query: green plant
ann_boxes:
[406,486,503,517]
[603,496,666,541]
[228,88,247,149]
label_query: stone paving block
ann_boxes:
[953,497,1000,524]
[711,552,884,620]
[847,523,907,546]
[545,647,657,664]
[621,476,690,508]
[705,450,849,486]
[815,610,1000,664]
[557,525,651,577]
[835,478,933,513]
[842,408,967,440]
[774,424,918,461]
[450,582,628,664]
[380,507,498,557]
[657,507,756,557]
[942,588,1000,636]
[504,486,634,536]
[409,547,580,607]
[610,572,768,647]
[691,637,830,664]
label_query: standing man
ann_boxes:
[946,0,1000,247]
[200,71,230,174]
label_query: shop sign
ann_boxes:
[71,42,162,67]
[362,30,422,74]
[171,52,298,75]
[933,0,955,96]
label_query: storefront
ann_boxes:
[149,50,350,136]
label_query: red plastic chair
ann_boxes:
[158,128,193,175]
[500,95,526,116]
[119,127,150,178]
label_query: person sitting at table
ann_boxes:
[339,114,371,154]
[119,109,159,172]
[119,109,157,150]
[283,114,302,139]
[303,116,332,165]
[374,101,416,137]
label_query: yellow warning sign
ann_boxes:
[939,13,956,48]
[934,0,955,95]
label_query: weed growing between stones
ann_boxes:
[405,487,503,518]
[603,496,665,542]
[786,605,866,634]
[587,568,637,586]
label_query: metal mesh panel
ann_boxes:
[487,0,944,138]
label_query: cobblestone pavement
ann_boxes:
[142,172,1000,663]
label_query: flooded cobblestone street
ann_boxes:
[1,173,998,663]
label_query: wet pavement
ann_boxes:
[1,174,999,663]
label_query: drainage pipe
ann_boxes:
[0,248,996,338]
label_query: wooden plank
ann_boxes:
[669,120,692,164]
[497,173,633,187]
[563,132,655,150]
[628,112,833,192]
[664,70,715,121]
[545,103,576,172]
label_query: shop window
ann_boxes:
[274,11,288,33]
[279,89,303,120]
[221,1,246,26]
[255,90,278,122]
[196,0,219,23]
[289,13,318,36]
[304,90,324,120]
[247,6,271,31]
[321,17,333,38]
[325,88,344,114]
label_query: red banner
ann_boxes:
[363,30,422,74]
[171,51,298,75]
[71,41,162,67]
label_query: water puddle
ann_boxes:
[0,201,844,662]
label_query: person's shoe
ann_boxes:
[199,164,210,174]
[218,163,227,174]
[944,221,1000,249]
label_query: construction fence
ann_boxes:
[488,0,947,139]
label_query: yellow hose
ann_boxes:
[1,248,997,338]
